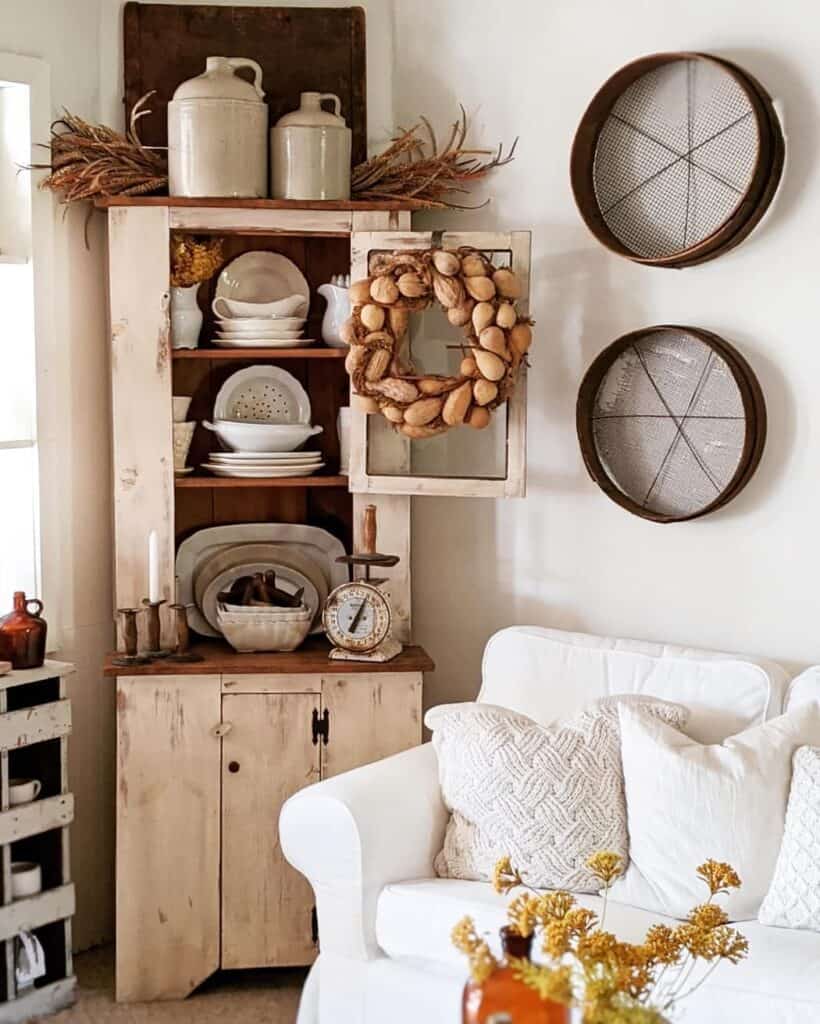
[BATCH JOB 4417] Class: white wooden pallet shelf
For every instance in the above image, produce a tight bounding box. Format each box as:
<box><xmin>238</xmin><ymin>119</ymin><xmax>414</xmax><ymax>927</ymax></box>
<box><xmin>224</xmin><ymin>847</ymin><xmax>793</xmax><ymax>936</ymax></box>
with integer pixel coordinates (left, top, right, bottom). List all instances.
<box><xmin>0</xmin><ymin>661</ymin><xmax>76</xmax><ymax>1021</ymax></box>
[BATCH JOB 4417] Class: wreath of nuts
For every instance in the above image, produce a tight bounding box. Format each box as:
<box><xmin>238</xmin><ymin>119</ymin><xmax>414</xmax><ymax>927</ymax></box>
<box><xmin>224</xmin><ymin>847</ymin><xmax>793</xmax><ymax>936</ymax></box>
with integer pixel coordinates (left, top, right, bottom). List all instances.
<box><xmin>342</xmin><ymin>248</ymin><xmax>532</xmax><ymax>438</ymax></box>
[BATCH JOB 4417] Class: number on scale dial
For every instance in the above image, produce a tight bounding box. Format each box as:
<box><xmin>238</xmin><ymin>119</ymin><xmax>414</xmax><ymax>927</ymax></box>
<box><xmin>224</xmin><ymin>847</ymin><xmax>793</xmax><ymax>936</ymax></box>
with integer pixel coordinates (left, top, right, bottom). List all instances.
<box><xmin>323</xmin><ymin>582</ymin><xmax>392</xmax><ymax>653</ymax></box>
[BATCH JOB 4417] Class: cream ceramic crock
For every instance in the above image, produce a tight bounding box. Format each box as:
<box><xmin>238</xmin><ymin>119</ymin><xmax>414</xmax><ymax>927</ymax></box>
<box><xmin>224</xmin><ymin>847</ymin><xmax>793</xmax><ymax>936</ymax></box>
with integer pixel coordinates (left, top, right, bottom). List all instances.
<box><xmin>271</xmin><ymin>92</ymin><xmax>352</xmax><ymax>200</ymax></box>
<box><xmin>168</xmin><ymin>56</ymin><xmax>268</xmax><ymax>198</ymax></box>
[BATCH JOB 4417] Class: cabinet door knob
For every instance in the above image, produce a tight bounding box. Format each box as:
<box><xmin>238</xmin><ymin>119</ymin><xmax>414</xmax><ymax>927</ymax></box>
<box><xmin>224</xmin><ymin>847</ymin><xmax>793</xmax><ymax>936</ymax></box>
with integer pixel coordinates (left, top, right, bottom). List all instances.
<box><xmin>228</xmin><ymin>761</ymin><xmax>240</xmax><ymax>774</ymax></box>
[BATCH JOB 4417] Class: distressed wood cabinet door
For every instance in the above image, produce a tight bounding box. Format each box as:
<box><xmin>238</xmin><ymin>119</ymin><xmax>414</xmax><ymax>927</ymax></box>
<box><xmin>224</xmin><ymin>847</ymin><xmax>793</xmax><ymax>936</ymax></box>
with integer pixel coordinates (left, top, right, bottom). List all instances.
<box><xmin>320</xmin><ymin>673</ymin><xmax>423</xmax><ymax>779</ymax></box>
<box><xmin>116</xmin><ymin>675</ymin><xmax>221</xmax><ymax>1002</ymax></box>
<box><xmin>221</xmin><ymin>693</ymin><xmax>320</xmax><ymax>968</ymax></box>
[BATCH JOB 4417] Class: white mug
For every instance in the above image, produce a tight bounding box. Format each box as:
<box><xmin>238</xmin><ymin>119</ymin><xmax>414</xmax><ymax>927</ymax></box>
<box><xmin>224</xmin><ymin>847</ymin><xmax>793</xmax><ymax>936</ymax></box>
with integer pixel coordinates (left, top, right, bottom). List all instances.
<box><xmin>15</xmin><ymin>930</ymin><xmax>46</xmax><ymax>991</ymax></box>
<box><xmin>9</xmin><ymin>779</ymin><xmax>41</xmax><ymax>806</ymax></box>
<box><xmin>11</xmin><ymin>862</ymin><xmax>42</xmax><ymax>900</ymax></box>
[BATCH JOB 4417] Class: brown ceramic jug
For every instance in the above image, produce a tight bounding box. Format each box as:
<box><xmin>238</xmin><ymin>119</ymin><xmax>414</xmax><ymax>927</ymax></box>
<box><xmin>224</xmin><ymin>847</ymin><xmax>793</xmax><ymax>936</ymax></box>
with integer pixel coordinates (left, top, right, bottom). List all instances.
<box><xmin>0</xmin><ymin>592</ymin><xmax>47</xmax><ymax>669</ymax></box>
<box><xmin>462</xmin><ymin>927</ymin><xmax>570</xmax><ymax>1024</ymax></box>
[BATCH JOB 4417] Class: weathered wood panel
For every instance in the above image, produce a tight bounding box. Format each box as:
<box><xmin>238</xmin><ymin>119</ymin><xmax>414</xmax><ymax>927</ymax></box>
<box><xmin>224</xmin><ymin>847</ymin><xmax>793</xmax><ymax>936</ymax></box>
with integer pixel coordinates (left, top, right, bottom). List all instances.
<box><xmin>0</xmin><ymin>884</ymin><xmax>74</xmax><ymax>942</ymax></box>
<box><xmin>0</xmin><ymin>977</ymin><xmax>76</xmax><ymax>1022</ymax></box>
<box><xmin>221</xmin><ymin>693</ymin><xmax>320</xmax><ymax>968</ymax></box>
<box><xmin>116</xmin><ymin>675</ymin><xmax>220</xmax><ymax>1001</ymax></box>
<box><xmin>169</xmin><ymin>207</ymin><xmax>352</xmax><ymax>235</ymax></box>
<box><xmin>0</xmin><ymin>701</ymin><xmax>71</xmax><ymax>751</ymax></box>
<box><xmin>320</xmin><ymin>673</ymin><xmax>423</xmax><ymax>779</ymax></box>
<box><xmin>108</xmin><ymin>206</ymin><xmax>175</xmax><ymax>648</ymax></box>
<box><xmin>222</xmin><ymin>674</ymin><xmax>321</xmax><ymax>695</ymax></box>
<box><xmin>123</xmin><ymin>4</ymin><xmax>367</xmax><ymax>163</ymax></box>
<box><xmin>0</xmin><ymin>795</ymin><xmax>73</xmax><ymax>846</ymax></box>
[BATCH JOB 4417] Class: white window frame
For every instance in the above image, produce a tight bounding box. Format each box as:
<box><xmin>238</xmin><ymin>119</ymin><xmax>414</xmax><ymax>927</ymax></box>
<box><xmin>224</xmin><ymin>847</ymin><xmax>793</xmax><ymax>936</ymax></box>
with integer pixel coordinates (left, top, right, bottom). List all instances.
<box><xmin>0</xmin><ymin>52</ymin><xmax>60</xmax><ymax>645</ymax></box>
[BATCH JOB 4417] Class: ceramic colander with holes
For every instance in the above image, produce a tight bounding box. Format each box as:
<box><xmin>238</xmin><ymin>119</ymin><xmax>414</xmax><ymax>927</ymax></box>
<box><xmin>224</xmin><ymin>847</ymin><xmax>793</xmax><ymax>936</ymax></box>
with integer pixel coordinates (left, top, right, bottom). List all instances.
<box><xmin>213</xmin><ymin>366</ymin><xmax>311</xmax><ymax>424</ymax></box>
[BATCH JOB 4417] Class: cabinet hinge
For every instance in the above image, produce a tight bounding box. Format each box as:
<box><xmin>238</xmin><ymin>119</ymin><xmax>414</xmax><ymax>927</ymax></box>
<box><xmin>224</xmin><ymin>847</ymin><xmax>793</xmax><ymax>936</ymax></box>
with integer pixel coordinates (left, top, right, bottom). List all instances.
<box><xmin>311</xmin><ymin>905</ymin><xmax>319</xmax><ymax>946</ymax></box>
<box><xmin>311</xmin><ymin>707</ymin><xmax>330</xmax><ymax>745</ymax></box>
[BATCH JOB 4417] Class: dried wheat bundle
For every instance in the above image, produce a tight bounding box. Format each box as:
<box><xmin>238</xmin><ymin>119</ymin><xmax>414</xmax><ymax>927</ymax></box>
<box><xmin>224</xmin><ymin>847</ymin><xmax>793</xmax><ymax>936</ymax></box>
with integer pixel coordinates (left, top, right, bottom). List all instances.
<box><xmin>351</xmin><ymin>106</ymin><xmax>517</xmax><ymax>208</ymax></box>
<box><xmin>34</xmin><ymin>92</ymin><xmax>167</xmax><ymax>204</ymax></box>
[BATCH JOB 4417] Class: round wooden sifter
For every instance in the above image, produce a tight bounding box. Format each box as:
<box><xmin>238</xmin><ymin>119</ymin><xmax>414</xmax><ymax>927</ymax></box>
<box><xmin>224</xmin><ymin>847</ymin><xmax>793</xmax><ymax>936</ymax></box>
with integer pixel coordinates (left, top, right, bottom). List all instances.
<box><xmin>571</xmin><ymin>53</ymin><xmax>784</xmax><ymax>267</ymax></box>
<box><xmin>577</xmin><ymin>326</ymin><xmax>766</xmax><ymax>522</ymax></box>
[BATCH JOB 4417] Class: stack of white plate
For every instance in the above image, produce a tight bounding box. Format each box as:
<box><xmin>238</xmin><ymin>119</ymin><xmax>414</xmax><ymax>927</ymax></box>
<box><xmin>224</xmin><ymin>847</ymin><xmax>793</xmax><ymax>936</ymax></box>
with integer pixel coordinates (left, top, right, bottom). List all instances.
<box><xmin>212</xmin><ymin>252</ymin><xmax>313</xmax><ymax>348</ymax></box>
<box><xmin>201</xmin><ymin>451</ymin><xmax>325</xmax><ymax>478</ymax></box>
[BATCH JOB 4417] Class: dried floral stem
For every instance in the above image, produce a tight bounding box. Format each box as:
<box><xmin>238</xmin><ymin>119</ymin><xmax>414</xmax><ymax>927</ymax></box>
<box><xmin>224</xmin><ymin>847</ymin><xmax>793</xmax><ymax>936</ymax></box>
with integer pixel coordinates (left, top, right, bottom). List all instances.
<box><xmin>352</xmin><ymin>105</ymin><xmax>516</xmax><ymax>209</ymax></box>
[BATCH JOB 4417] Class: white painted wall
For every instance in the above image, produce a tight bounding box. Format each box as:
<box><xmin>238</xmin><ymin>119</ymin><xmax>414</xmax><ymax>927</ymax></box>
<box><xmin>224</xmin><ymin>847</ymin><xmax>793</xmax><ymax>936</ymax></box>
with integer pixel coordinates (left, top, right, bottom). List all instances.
<box><xmin>393</xmin><ymin>0</ymin><xmax>818</xmax><ymax>705</ymax></box>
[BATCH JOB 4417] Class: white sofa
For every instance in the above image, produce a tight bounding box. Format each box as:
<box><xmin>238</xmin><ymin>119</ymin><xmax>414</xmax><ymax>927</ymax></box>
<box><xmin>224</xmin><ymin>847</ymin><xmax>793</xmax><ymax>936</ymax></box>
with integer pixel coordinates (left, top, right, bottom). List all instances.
<box><xmin>280</xmin><ymin>626</ymin><xmax>820</xmax><ymax>1024</ymax></box>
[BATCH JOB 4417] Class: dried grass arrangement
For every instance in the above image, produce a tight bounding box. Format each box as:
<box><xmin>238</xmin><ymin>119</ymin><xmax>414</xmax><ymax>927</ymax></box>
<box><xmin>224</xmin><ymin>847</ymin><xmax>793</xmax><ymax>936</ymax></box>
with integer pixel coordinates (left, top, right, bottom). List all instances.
<box><xmin>351</xmin><ymin>106</ymin><xmax>517</xmax><ymax>208</ymax></box>
<box><xmin>34</xmin><ymin>93</ymin><xmax>167</xmax><ymax>205</ymax></box>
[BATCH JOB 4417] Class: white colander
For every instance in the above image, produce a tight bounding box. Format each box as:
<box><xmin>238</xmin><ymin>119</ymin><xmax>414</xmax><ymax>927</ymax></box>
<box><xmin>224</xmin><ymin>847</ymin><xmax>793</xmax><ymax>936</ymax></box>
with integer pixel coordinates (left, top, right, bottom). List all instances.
<box><xmin>213</xmin><ymin>366</ymin><xmax>311</xmax><ymax>424</ymax></box>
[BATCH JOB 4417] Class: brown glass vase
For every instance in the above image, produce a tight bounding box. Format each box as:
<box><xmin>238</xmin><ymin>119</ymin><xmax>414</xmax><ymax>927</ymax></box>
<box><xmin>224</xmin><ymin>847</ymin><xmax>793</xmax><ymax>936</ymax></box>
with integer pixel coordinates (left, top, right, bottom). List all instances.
<box><xmin>462</xmin><ymin>927</ymin><xmax>570</xmax><ymax>1024</ymax></box>
<box><xmin>0</xmin><ymin>592</ymin><xmax>47</xmax><ymax>669</ymax></box>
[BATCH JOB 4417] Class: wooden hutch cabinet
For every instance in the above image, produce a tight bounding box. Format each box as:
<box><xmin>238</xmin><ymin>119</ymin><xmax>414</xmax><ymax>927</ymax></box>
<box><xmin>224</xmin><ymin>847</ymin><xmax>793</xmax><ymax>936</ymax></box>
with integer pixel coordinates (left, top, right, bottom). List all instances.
<box><xmin>100</xmin><ymin>197</ymin><xmax>528</xmax><ymax>1001</ymax></box>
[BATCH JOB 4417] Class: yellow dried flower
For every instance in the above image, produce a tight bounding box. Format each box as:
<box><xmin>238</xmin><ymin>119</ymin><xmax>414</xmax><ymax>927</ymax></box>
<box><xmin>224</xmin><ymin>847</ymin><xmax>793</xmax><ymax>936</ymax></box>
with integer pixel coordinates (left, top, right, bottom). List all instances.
<box><xmin>510</xmin><ymin>958</ymin><xmax>573</xmax><ymax>1005</ymax></box>
<box><xmin>468</xmin><ymin>942</ymin><xmax>498</xmax><ymax>983</ymax></box>
<box><xmin>564</xmin><ymin>906</ymin><xmax>598</xmax><ymax>936</ymax></box>
<box><xmin>507</xmin><ymin>893</ymin><xmax>540</xmax><ymax>937</ymax></box>
<box><xmin>709</xmin><ymin>926</ymin><xmax>749</xmax><ymax>964</ymax></box>
<box><xmin>492</xmin><ymin>855</ymin><xmax>524</xmax><ymax>894</ymax></box>
<box><xmin>170</xmin><ymin>234</ymin><xmax>223</xmax><ymax>287</ymax></box>
<box><xmin>587</xmin><ymin>851</ymin><xmax>624</xmax><ymax>886</ymax></box>
<box><xmin>450</xmin><ymin>916</ymin><xmax>499</xmax><ymax>982</ymax></box>
<box><xmin>696</xmin><ymin>860</ymin><xmax>742</xmax><ymax>897</ymax></box>
<box><xmin>451</xmin><ymin>916</ymin><xmax>482</xmax><ymax>955</ymax></box>
<box><xmin>687</xmin><ymin>903</ymin><xmax>729</xmax><ymax>930</ymax></box>
<box><xmin>641</xmin><ymin>924</ymin><xmax>684</xmax><ymax>965</ymax></box>
<box><xmin>576</xmin><ymin>930</ymin><xmax>618</xmax><ymax>965</ymax></box>
<box><xmin>542</xmin><ymin>919</ymin><xmax>573</xmax><ymax>959</ymax></box>
<box><xmin>536</xmin><ymin>890</ymin><xmax>576</xmax><ymax>923</ymax></box>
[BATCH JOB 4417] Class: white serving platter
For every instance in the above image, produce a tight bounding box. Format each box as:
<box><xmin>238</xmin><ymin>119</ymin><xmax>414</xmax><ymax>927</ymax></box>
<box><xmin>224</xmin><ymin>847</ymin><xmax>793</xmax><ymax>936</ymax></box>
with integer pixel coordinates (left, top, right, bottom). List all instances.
<box><xmin>216</xmin><ymin>252</ymin><xmax>309</xmax><ymax>307</ymax></box>
<box><xmin>201</xmin><ymin>463</ymin><xmax>326</xmax><ymax>478</ymax></box>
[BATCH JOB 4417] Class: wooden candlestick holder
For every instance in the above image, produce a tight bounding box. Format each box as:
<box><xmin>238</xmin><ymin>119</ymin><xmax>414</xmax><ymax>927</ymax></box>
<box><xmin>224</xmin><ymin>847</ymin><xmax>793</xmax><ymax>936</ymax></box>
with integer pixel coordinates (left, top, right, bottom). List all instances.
<box><xmin>141</xmin><ymin>598</ymin><xmax>170</xmax><ymax>658</ymax></box>
<box><xmin>165</xmin><ymin>603</ymin><xmax>203</xmax><ymax>663</ymax></box>
<box><xmin>111</xmin><ymin>608</ymin><xmax>151</xmax><ymax>667</ymax></box>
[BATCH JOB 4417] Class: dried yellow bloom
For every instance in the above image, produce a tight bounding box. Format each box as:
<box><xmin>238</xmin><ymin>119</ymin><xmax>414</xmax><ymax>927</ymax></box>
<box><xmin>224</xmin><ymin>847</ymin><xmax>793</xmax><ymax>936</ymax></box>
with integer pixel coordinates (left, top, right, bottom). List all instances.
<box><xmin>587</xmin><ymin>851</ymin><xmax>625</xmax><ymax>886</ymax></box>
<box><xmin>170</xmin><ymin>234</ymin><xmax>223</xmax><ymax>287</ymax></box>
<box><xmin>451</xmin><ymin>916</ymin><xmax>482</xmax><ymax>955</ymax></box>
<box><xmin>709</xmin><ymin>926</ymin><xmax>749</xmax><ymax>964</ymax></box>
<box><xmin>576</xmin><ymin>929</ymin><xmax>618</xmax><ymax>964</ymax></box>
<box><xmin>536</xmin><ymin>890</ymin><xmax>576</xmax><ymax>923</ymax></box>
<box><xmin>687</xmin><ymin>903</ymin><xmax>729</xmax><ymax>930</ymax></box>
<box><xmin>507</xmin><ymin>893</ymin><xmax>539</xmax><ymax>937</ymax></box>
<box><xmin>468</xmin><ymin>943</ymin><xmax>499</xmax><ymax>983</ymax></box>
<box><xmin>696</xmin><ymin>860</ymin><xmax>742</xmax><ymax>897</ymax></box>
<box><xmin>641</xmin><ymin>924</ymin><xmax>684</xmax><ymax>965</ymax></box>
<box><xmin>492</xmin><ymin>855</ymin><xmax>523</xmax><ymax>894</ymax></box>
<box><xmin>510</xmin><ymin>958</ymin><xmax>573</xmax><ymax>1005</ymax></box>
<box><xmin>542</xmin><ymin>919</ymin><xmax>573</xmax><ymax>958</ymax></box>
<box><xmin>450</xmin><ymin>916</ymin><xmax>499</xmax><ymax>982</ymax></box>
<box><xmin>564</xmin><ymin>906</ymin><xmax>598</xmax><ymax>936</ymax></box>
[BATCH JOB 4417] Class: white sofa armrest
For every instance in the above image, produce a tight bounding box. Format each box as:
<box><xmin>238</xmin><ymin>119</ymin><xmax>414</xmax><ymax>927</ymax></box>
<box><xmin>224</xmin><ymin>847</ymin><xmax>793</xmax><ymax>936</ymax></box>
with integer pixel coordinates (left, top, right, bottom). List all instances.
<box><xmin>280</xmin><ymin>742</ymin><xmax>447</xmax><ymax>961</ymax></box>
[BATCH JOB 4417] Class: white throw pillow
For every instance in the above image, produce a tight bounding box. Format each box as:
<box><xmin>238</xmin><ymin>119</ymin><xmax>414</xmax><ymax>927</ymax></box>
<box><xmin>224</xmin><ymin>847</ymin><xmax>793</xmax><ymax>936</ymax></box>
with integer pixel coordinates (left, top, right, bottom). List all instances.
<box><xmin>610</xmin><ymin>703</ymin><xmax>820</xmax><ymax>921</ymax></box>
<box><xmin>426</xmin><ymin>696</ymin><xmax>688</xmax><ymax>893</ymax></box>
<box><xmin>759</xmin><ymin>746</ymin><xmax>820</xmax><ymax>931</ymax></box>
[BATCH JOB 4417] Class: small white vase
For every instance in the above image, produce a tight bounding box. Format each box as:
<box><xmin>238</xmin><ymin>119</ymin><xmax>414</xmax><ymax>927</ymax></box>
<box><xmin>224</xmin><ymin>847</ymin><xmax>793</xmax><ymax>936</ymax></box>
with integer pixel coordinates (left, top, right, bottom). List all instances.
<box><xmin>171</xmin><ymin>284</ymin><xmax>203</xmax><ymax>350</ymax></box>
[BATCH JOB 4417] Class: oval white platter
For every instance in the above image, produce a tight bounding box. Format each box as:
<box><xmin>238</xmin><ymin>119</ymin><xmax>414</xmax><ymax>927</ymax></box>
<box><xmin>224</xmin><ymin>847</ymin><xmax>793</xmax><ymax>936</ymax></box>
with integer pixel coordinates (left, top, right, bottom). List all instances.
<box><xmin>201</xmin><ymin>463</ymin><xmax>326</xmax><ymax>477</ymax></box>
<box><xmin>216</xmin><ymin>252</ymin><xmax>309</xmax><ymax>307</ymax></box>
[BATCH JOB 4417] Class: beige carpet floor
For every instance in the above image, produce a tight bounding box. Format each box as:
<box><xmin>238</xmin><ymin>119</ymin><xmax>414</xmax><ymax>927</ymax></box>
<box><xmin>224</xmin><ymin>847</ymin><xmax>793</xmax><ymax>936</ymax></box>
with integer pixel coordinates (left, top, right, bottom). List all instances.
<box><xmin>48</xmin><ymin>947</ymin><xmax>306</xmax><ymax>1023</ymax></box>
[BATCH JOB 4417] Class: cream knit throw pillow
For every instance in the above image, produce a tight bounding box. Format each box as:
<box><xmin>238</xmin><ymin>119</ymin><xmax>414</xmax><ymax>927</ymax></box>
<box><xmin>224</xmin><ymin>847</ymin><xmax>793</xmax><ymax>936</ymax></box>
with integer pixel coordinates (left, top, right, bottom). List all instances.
<box><xmin>426</xmin><ymin>696</ymin><xmax>688</xmax><ymax>893</ymax></box>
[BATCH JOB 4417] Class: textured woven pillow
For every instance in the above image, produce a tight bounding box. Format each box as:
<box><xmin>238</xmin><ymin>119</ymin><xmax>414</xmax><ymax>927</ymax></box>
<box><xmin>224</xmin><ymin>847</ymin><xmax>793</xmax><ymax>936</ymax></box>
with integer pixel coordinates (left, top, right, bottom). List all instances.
<box><xmin>425</xmin><ymin>696</ymin><xmax>688</xmax><ymax>892</ymax></box>
<box><xmin>759</xmin><ymin>746</ymin><xmax>820</xmax><ymax>931</ymax></box>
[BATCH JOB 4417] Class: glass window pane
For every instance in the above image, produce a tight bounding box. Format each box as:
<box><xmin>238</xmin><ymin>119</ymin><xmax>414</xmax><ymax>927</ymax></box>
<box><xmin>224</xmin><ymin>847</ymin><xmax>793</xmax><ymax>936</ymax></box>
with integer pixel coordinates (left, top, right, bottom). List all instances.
<box><xmin>0</xmin><ymin>262</ymin><xmax>36</xmax><ymax>442</ymax></box>
<box><xmin>0</xmin><ymin>446</ymin><xmax>39</xmax><ymax>598</ymax></box>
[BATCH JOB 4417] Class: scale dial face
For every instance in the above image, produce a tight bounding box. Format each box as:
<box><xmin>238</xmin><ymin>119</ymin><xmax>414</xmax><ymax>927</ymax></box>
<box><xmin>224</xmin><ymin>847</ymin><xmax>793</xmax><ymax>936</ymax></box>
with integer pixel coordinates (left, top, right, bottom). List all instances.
<box><xmin>323</xmin><ymin>582</ymin><xmax>392</xmax><ymax>653</ymax></box>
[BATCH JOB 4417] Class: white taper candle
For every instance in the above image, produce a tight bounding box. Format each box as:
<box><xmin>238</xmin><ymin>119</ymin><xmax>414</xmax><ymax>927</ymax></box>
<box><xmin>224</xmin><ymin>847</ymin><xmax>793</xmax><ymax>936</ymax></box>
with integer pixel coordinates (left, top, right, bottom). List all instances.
<box><xmin>148</xmin><ymin>530</ymin><xmax>160</xmax><ymax>603</ymax></box>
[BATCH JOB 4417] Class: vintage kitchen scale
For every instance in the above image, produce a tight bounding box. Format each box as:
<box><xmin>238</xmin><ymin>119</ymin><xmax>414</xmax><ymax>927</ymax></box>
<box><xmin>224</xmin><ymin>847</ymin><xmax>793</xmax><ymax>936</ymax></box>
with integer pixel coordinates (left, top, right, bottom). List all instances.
<box><xmin>323</xmin><ymin>505</ymin><xmax>403</xmax><ymax>663</ymax></box>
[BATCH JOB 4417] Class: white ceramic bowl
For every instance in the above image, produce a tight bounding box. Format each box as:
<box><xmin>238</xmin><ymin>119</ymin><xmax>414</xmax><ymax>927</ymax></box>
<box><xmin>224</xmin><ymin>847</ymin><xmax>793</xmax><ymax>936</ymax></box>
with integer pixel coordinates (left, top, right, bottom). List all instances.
<box><xmin>212</xmin><ymin>295</ymin><xmax>307</xmax><ymax>319</ymax></box>
<box><xmin>216</xmin><ymin>317</ymin><xmax>306</xmax><ymax>333</ymax></box>
<box><xmin>217</xmin><ymin>604</ymin><xmax>313</xmax><ymax>652</ymax></box>
<box><xmin>173</xmin><ymin>396</ymin><xmax>192</xmax><ymax>422</ymax></box>
<box><xmin>203</xmin><ymin>419</ymin><xmax>322</xmax><ymax>453</ymax></box>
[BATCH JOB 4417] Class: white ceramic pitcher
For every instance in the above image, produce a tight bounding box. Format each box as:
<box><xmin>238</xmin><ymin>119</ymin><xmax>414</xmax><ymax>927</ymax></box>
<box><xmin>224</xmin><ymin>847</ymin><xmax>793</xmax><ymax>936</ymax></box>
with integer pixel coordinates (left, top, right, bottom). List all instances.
<box><xmin>317</xmin><ymin>282</ymin><xmax>351</xmax><ymax>348</ymax></box>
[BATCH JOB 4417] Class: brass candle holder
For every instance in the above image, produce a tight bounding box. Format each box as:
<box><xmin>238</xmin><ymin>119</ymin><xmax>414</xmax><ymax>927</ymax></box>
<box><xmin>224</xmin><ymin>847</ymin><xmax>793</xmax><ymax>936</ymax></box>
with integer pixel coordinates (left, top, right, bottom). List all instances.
<box><xmin>111</xmin><ymin>608</ymin><xmax>151</xmax><ymax>667</ymax></box>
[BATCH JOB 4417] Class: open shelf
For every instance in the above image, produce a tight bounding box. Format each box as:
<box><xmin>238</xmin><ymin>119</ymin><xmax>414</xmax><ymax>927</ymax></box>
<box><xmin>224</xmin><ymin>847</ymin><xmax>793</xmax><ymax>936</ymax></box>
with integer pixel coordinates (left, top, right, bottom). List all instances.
<box><xmin>175</xmin><ymin>474</ymin><xmax>349</xmax><ymax>489</ymax></box>
<box><xmin>173</xmin><ymin>347</ymin><xmax>347</xmax><ymax>361</ymax></box>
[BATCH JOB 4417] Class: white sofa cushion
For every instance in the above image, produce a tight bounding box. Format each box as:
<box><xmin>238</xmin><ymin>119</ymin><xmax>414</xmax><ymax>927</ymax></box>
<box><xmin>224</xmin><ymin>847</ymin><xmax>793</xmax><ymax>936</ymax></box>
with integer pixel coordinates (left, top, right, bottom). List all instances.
<box><xmin>785</xmin><ymin>666</ymin><xmax>820</xmax><ymax>713</ymax></box>
<box><xmin>610</xmin><ymin>703</ymin><xmax>820</xmax><ymax>920</ymax></box>
<box><xmin>759</xmin><ymin>746</ymin><xmax>820</xmax><ymax>931</ymax></box>
<box><xmin>375</xmin><ymin>878</ymin><xmax>820</xmax><ymax>1019</ymax></box>
<box><xmin>480</xmin><ymin>626</ymin><xmax>788</xmax><ymax>742</ymax></box>
<box><xmin>426</xmin><ymin>697</ymin><xmax>687</xmax><ymax>892</ymax></box>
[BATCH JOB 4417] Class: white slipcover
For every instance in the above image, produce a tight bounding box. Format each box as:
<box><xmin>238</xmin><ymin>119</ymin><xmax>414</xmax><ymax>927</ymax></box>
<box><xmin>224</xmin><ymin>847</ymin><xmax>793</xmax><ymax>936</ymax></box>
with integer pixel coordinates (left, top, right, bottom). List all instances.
<box><xmin>280</xmin><ymin>626</ymin><xmax>813</xmax><ymax>1024</ymax></box>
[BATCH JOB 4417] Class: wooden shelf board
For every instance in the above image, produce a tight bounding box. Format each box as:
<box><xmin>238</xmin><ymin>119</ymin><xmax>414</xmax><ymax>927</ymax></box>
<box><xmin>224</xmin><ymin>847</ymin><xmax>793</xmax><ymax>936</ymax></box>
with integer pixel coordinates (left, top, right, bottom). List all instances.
<box><xmin>175</xmin><ymin>474</ymin><xmax>348</xmax><ymax>490</ymax></box>
<box><xmin>0</xmin><ymin>977</ymin><xmax>76</xmax><ymax>1021</ymax></box>
<box><xmin>95</xmin><ymin>196</ymin><xmax>429</xmax><ymax>211</ymax></box>
<box><xmin>172</xmin><ymin>347</ymin><xmax>347</xmax><ymax>361</ymax></box>
<box><xmin>0</xmin><ymin>660</ymin><xmax>75</xmax><ymax>691</ymax></box>
<box><xmin>104</xmin><ymin>638</ymin><xmax>435</xmax><ymax>677</ymax></box>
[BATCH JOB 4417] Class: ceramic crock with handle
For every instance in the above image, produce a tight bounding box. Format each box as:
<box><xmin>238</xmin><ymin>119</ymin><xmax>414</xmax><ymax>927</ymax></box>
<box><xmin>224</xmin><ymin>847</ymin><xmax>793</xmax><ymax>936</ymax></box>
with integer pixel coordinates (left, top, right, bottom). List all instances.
<box><xmin>168</xmin><ymin>56</ymin><xmax>268</xmax><ymax>198</ymax></box>
<box><xmin>271</xmin><ymin>92</ymin><xmax>352</xmax><ymax>200</ymax></box>
<box><xmin>0</xmin><ymin>592</ymin><xmax>47</xmax><ymax>670</ymax></box>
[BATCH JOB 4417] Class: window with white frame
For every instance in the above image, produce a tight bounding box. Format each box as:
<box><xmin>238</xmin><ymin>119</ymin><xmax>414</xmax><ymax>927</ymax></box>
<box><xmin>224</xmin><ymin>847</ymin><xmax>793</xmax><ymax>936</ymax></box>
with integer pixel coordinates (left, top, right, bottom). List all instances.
<box><xmin>0</xmin><ymin>61</ymin><xmax>45</xmax><ymax>604</ymax></box>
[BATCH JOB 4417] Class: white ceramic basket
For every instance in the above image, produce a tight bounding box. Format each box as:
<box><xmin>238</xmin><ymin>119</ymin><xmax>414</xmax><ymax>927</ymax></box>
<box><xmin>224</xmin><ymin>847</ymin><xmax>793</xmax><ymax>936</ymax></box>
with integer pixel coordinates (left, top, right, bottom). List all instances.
<box><xmin>217</xmin><ymin>604</ymin><xmax>313</xmax><ymax>652</ymax></box>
